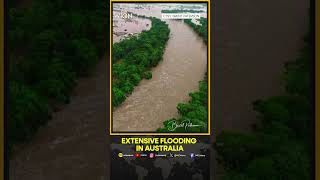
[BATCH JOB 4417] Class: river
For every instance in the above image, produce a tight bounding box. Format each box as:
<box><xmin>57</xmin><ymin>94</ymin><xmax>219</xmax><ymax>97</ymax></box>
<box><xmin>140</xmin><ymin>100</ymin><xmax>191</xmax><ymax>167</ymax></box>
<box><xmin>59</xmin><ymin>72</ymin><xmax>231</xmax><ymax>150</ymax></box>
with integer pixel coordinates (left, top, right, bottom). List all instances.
<box><xmin>112</xmin><ymin>6</ymin><xmax>208</xmax><ymax>132</ymax></box>
<box><xmin>113</xmin><ymin>3</ymin><xmax>207</xmax><ymax>132</ymax></box>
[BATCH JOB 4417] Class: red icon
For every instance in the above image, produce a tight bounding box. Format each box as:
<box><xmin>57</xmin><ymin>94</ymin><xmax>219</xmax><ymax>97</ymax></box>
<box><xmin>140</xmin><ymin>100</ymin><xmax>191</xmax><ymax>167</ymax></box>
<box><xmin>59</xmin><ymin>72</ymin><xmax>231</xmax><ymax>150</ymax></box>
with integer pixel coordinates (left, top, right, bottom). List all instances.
<box><xmin>149</xmin><ymin>153</ymin><xmax>155</xmax><ymax>158</ymax></box>
<box><xmin>134</xmin><ymin>153</ymin><xmax>141</xmax><ymax>158</ymax></box>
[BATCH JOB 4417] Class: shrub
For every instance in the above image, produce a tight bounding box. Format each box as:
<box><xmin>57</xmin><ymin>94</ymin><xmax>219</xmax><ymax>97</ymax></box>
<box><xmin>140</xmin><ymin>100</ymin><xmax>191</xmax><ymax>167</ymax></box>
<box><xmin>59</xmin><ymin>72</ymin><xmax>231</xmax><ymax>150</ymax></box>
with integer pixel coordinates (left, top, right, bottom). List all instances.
<box><xmin>9</xmin><ymin>82</ymin><xmax>50</xmax><ymax>150</ymax></box>
<box><xmin>144</xmin><ymin>71</ymin><xmax>152</xmax><ymax>79</ymax></box>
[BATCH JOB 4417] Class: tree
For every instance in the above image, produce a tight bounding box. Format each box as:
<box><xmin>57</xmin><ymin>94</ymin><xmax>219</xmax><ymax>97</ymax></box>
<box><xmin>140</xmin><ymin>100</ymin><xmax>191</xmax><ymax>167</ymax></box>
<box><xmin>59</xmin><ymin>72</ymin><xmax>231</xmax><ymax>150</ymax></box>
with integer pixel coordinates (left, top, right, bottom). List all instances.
<box><xmin>9</xmin><ymin>82</ymin><xmax>50</xmax><ymax>152</ymax></box>
<box><xmin>8</xmin><ymin>0</ymin><xmax>107</xmax><ymax>151</ymax></box>
<box><xmin>112</xmin><ymin>87</ymin><xmax>126</xmax><ymax>107</ymax></box>
<box><xmin>111</xmin><ymin>16</ymin><xmax>170</xmax><ymax>107</ymax></box>
<box><xmin>215</xmin><ymin>32</ymin><xmax>311</xmax><ymax>180</ymax></box>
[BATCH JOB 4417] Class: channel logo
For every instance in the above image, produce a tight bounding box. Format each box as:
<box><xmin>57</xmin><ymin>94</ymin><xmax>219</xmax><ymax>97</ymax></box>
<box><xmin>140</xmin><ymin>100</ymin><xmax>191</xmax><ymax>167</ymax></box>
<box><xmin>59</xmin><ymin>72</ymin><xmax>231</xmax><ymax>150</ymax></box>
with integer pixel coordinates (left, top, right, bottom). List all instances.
<box><xmin>134</xmin><ymin>153</ymin><xmax>141</xmax><ymax>158</ymax></box>
<box><xmin>117</xmin><ymin>152</ymin><xmax>134</xmax><ymax>158</ymax></box>
<box><xmin>168</xmin><ymin>153</ymin><xmax>174</xmax><ymax>158</ymax></box>
<box><xmin>190</xmin><ymin>153</ymin><xmax>206</xmax><ymax>158</ymax></box>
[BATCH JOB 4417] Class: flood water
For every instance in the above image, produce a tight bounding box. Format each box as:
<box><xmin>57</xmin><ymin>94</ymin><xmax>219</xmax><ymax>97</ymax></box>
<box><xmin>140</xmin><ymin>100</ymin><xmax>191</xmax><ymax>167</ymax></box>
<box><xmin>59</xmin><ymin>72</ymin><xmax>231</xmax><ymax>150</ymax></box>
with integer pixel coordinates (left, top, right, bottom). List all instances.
<box><xmin>112</xmin><ymin>15</ymin><xmax>151</xmax><ymax>43</ymax></box>
<box><xmin>112</xmin><ymin>4</ymin><xmax>208</xmax><ymax>132</ymax></box>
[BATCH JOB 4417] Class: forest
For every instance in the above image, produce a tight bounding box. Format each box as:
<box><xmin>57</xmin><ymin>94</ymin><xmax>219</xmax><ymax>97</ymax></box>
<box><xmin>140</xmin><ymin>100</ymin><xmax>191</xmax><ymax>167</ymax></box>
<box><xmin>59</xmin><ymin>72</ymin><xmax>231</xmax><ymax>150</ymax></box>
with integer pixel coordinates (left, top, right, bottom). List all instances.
<box><xmin>184</xmin><ymin>17</ymin><xmax>208</xmax><ymax>44</ymax></box>
<box><xmin>8</xmin><ymin>0</ymin><xmax>108</xmax><ymax>153</ymax></box>
<box><xmin>215</xmin><ymin>33</ymin><xmax>312</xmax><ymax>180</ymax></box>
<box><xmin>157</xmin><ymin>18</ymin><xmax>208</xmax><ymax>133</ymax></box>
<box><xmin>112</xmin><ymin>17</ymin><xmax>170</xmax><ymax>107</ymax></box>
<box><xmin>161</xmin><ymin>9</ymin><xmax>204</xmax><ymax>13</ymax></box>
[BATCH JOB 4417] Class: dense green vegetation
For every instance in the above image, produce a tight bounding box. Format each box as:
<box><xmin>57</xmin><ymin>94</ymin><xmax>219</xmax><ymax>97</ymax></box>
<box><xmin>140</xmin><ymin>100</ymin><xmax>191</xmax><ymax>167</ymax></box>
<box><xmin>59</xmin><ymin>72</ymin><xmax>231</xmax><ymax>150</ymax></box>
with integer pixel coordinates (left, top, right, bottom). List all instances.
<box><xmin>9</xmin><ymin>0</ymin><xmax>108</xmax><ymax>152</ymax></box>
<box><xmin>112</xmin><ymin>17</ymin><xmax>170</xmax><ymax>107</ymax></box>
<box><xmin>161</xmin><ymin>9</ymin><xmax>204</xmax><ymax>13</ymax></box>
<box><xmin>184</xmin><ymin>17</ymin><xmax>208</xmax><ymax>44</ymax></box>
<box><xmin>157</xmin><ymin>18</ymin><xmax>208</xmax><ymax>133</ymax></box>
<box><xmin>157</xmin><ymin>74</ymin><xmax>208</xmax><ymax>132</ymax></box>
<box><xmin>215</xmin><ymin>33</ymin><xmax>312</xmax><ymax>180</ymax></box>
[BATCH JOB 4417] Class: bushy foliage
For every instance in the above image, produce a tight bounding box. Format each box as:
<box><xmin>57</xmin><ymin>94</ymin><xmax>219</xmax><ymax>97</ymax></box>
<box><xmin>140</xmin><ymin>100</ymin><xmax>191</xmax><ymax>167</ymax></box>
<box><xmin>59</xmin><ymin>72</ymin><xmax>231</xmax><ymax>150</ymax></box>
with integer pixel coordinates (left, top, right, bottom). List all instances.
<box><xmin>144</xmin><ymin>71</ymin><xmax>152</xmax><ymax>79</ymax></box>
<box><xmin>157</xmin><ymin>18</ymin><xmax>209</xmax><ymax>133</ymax></box>
<box><xmin>215</xmin><ymin>34</ymin><xmax>312</xmax><ymax>180</ymax></box>
<box><xmin>9</xmin><ymin>82</ymin><xmax>50</xmax><ymax>151</ymax></box>
<box><xmin>184</xmin><ymin>17</ymin><xmax>208</xmax><ymax>44</ymax></box>
<box><xmin>112</xmin><ymin>17</ymin><xmax>170</xmax><ymax>107</ymax></box>
<box><xmin>9</xmin><ymin>0</ymin><xmax>108</xmax><ymax>151</ymax></box>
<box><xmin>157</xmin><ymin>74</ymin><xmax>208</xmax><ymax>133</ymax></box>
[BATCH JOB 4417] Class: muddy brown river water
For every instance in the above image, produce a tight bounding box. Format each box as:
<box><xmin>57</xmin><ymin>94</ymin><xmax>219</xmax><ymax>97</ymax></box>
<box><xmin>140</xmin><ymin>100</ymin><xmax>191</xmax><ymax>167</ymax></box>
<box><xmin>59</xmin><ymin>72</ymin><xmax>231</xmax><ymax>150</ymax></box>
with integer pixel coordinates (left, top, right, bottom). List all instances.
<box><xmin>112</xmin><ymin>5</ymin><xmax>208</xmax><ymax>132</ymax></box>
<box><xmin>113</xmin><ymin>19</ymin><xmax>207</xmax><ymax>132</ymax></box>
<box><xmin>112</xmin><ymin>17</ymin><xmax>151</xmax><ymax>43</ymax></box>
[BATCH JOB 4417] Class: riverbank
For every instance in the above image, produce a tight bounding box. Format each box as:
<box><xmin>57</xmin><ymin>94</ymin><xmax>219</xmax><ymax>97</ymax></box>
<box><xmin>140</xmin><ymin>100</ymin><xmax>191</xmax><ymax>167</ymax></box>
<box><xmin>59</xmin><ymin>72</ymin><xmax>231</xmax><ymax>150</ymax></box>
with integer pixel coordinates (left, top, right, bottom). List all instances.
<box><xmin>212</xmin><ymin>0</ymin><xmax>309</xmax><ymax>179</ymax></box>
<box><xmin>112</xmin><ymin>17</ymin><xmax>170</xmax><ymax>108</ymax></box>
<box><xmin>157</xmin><ymin>18</ymin><xmax>208</xmax><ymax>133</ymax></box>
<box><xmin>8</xmin><ymin>0</ymin><xmax>108</xmax><ymax>153</ymax></box>
<box><xmin>10</xmin><ymin>55</ymin><xmax>109</xmax><ymax>180</ymax></box>
<box><xmin>113</xmin><ymin>19</ymin><xmax>207</xmax><ymax>132</ymax></box>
